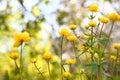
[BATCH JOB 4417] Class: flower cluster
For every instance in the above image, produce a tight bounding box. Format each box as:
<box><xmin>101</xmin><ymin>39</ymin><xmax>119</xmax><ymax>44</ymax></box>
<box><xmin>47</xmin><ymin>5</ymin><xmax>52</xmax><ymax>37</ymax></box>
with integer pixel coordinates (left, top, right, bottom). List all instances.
<box><xmin>108</xmin><ymin>12</ymin><xmax>120</xmax><ymax>22</ymax></box>
<box><xmin>88</xmin><ymin>3</ymin><xmax>98</xmax><ymax>12</ymax></box>
<box><xmin>9</xmin><ymin>52</ymin><xmax>19</xmax><ymax>60</ymax></box>
<box><xmin>66</xmin><ymin>58</ymin><xmax>76</xmax><ymax>65</ymax></box>
<box><xmin>13</xmin><ymin>32</ymin><xmax>31</xmax><ymax>47</ymax></box>
<box><xmin>43</xmin><ymin>52</ymin><xmax>52</xmax><ymax>60</ymax></box>
<box><xmin>59</xmin><ymin>27</ymin><xmax>71</xmax><ymax>37</ymax></box>
<box><xmin>67</xmin><ymin>36</ymin><xmax>77</xmax><ymax>42</ymax></box>
<box><xmin>98</xmin><ymin>17</ymin><xmax>109</xmax><ymax>24</ymax></box>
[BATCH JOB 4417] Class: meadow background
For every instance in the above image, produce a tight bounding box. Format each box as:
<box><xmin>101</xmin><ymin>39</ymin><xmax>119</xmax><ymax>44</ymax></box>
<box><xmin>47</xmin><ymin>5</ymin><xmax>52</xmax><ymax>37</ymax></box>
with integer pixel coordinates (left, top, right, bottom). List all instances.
<box><xmin>0</xmin><ymin>0</ymin><xmax>120</xmax><ymax>80</ymax></box>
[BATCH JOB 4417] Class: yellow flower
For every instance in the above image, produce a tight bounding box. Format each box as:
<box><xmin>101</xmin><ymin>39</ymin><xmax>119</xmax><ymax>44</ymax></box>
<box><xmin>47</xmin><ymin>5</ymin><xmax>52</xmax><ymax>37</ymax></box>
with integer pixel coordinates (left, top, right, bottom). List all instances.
<box><xmin>43</xmin><ymin>52</ymin><xmax>52</xmax><ymax>60</ymax></box>
<box><xmin>9</xmin><ymin>52</ymin><xmax>19</xmax><ymax>60</ymax></box>
<box><xmin>69</xmin><ymin>24</ymin><xmax>77</xmax><ymax>30</ymax></box>
<box><xmin>88</xmin><ymin>3</ymin><xmax>98</xmax><ymax>12</ymax></box>
<box><xmin>88</xmin><ymin>21</ymin><xmax>96</xmax><ymax>27</ymax></box>
<box><xmin>63</xmin><ymin>71</ymin><xmax>71</xmax><ymax>78</ymax></box>
<box><xmin>14</xmin><ymin>31</ymin><xmax>31</xmax><ymax>47</ymax></box>
<box><xmin>98</xmin><ymin>17</ymin><xmax>109</xmax><ymax>24</ymax></box>
<box><xmin>66</xmin><ymin>58</ymin><xmax>76</xmax><ymax>65</ymax></box>
<box><xmin>108</xmin><ymin>12</ymin><xmax>120</xmax><ymax>22</ymax></box>
<box><xmin>32</xmin><ymin>6</ymin><xmax>41</xmax><ymax>17</ymax></box>
<box><xmin>67</xmin><ymin>36</ymin><xmax>77</xmax><ymax>42</ymax></box>
<box><xmin>78</xmin><ymin>45</ymin><xmax>86</xmax><ymax>50</ymax></box>
<box><xmin>31</xmin><ymin>58</ymin><xmax>37</xmax><ymax>63</ymax></box>
<box><xmin>59</xmin><ymin>28</ymin><xmax>71</xmax><ymax>37</ymax></box>
<box><xmin>110</xmin><ymin>55</ymin><xmax>117</xmax><ymax>61</ymax></box>
<box><xmin>113</xmin><ymin>43</ymin><xmax>120</xmax><ymax>50</ymax></box>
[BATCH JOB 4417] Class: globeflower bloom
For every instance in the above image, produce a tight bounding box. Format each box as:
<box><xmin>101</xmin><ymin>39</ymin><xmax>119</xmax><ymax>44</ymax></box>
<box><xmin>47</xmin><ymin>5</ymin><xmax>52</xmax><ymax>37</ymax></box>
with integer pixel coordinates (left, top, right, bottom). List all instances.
<box><xmin>98</xmin><ymin>17</ymin><xmax>109</xmax><ymax>24</ymax></box>
<box><xmin>88</xmin><ymin>3</ymin><xmax>98</xmax><ymax>12</ymax></box>
<box><xmin>9</xmin><ymin>52</ymin><xmax>19</xmax><ymax>60</ymax></box>
<box><xmin>13</xmin><ymin>32</ymin><xmax>31</xmax><ymax>47</ymax></box>
<box><xmin>69</xmin><ymin>24</ymin><xmax>77</xmax><ymax>30</ymax></box>
<box><xmin>88</xmin><ymin>21</ymin><xmax>96</xmax><ymax>27</ymax></box>
<box><xmin>59</xmin><ymin>27</ymin><xmax>71</xmax><ymax>37</ymax></box>
<box><xmin>110</xmin><ymin>55</ymin><xmax>117</xmax><ymax>61</ymax></box>
<box><xmin>67</xmin><ymin>36</ymin><xmax>77</xmax><ymax>42</ymax></box>
<box><xmin>107</xmin><ymin>12</ymin><xmax>120</xmax><ymax>22</ymax></box>
<box><xmin>43</xmin><ymin>52</ymin><xmax>52</xmax><ymax>60</ymax></box>
<box><xmin>31</xmin><ymin>58</ymin><xmax>37</xmax><ymax>63</ymax></box>
<box><xmin>63</xmin><ymin>71</ymin><xmax>71</xmax><ymax>78</ymax></box>
<box><xmin>66</xmin><ymin>58</ymin><xmax>76</xmax><ymax>65</ymax></box>
<box><xmin>113</xmin><ymin>43</ymin><xmax>120</xmax><ymax>50</ymax></box>
<box><xmin>78</xmin><ymin>45</ymin><xmax>86</xmax><ymax>50</ymax></box>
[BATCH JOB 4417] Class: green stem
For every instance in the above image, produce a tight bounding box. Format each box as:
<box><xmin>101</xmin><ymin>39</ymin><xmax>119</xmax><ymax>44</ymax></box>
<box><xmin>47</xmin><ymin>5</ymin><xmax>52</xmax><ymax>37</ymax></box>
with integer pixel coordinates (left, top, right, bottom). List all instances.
<box><xmin>14</xmin><ymin>60</ymin><xmax>20</xmax><ymax>73</ymax></box>
<box><xmin>91</xmin><ymin>27</ymin><xmax>94</xmax><ymax>62</ymax></box>
<box><xmin>47</xmin><ymin>60</ymin><xmax>51</xmax><ymax>79</ymax></box>
<box><xmin>103</xmin><ymin>22</ymin><xmax>114</xmax><ymax>53</ymax></box>
<box><xmin>20</xmin><ymin>42</ymin><xmax>23</xmax><ymax>80</ymax></box>
<box><xmin>60</xmin><ymin>36</ymin><xmax>64</xmax><ymax>80</ymax></box>
<box><xmin>34</xmin><ymin>63</ymin><xmax>44</xmax><ymax>78</ymax></box>
<box><xmin>98</xmin><ymin>64</ymin><xmax>102</xmax><ymax>80</ymax></box>
<box><xmin>99</xmin><ymin>23</ymin><xmax>104</xmax><ymax>38</ymax></box>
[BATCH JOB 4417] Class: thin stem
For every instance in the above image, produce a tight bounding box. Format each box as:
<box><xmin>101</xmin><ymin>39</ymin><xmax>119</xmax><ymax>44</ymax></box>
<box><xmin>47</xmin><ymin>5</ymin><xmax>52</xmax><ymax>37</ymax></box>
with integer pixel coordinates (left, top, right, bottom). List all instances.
<box><xmin>91</xmin><ymin>27</ymin><xmax>94</xmax><ymax>62</ymax></box>
<box><xmin>72</xmin><ymin>42</ymin><xmax>77</xmax><ymax>61</ymax></box>
<box><xmin>47</xmin><ymin>60</ymin><xmax>51</xmax><ymax>79</ymax></box>
<box><xmin>20</xmin><ymin>42</ymin><xmax>23</xmax><ymax>80</ymax></box>
<box><xmin>116</xmin><ymin>49</ymin><xmax>119</xmax><ymax>78</ymax></box>
<box><xmin>96</xmin><ymin>22</ymin><xmax>100</xmax><ymax>33</ymax></box>
<box><xmin>103</xmin><ymin>22</ymin><xmax>114</xmax><ymax>53</ymax></box>
<box><xmin>99</xmin><ymin>23</ymin><xmax>104</xmax><ymax>38</ymax></box>
<box><xmin>60</xmin><ymin>36</ymin><xmax>64</xmax><ymax>80</ymax></box>
<box><xmin>33</xmin><ymin>63</ymin><xmax>44</xmax><ymax>78</ymax></box>
<box><xmin>14</xmin><ymin>60</ymin><xmax>20</xmax><ymax>73</ymax></box>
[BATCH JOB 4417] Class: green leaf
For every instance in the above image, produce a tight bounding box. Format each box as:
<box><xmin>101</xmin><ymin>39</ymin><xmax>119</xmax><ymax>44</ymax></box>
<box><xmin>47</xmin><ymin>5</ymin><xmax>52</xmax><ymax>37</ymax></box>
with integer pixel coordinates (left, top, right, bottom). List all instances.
<box><xmin>82</xmin><ymin>63</ymin><xmax>98</xmax><ymax>74</ymax></box>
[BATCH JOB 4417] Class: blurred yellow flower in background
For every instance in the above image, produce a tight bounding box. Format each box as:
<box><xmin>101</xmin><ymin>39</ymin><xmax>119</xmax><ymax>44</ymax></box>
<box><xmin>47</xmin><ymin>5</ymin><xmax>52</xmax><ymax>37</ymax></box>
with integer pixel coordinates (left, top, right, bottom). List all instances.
<box><xmin>32</xmin><ymin>6</ymin><xmax>41</xmax><ymax>17</ymax></box>
<box><xmin>59</xmin><ymin>28</ymin><xmax>71</xmax><ymax>37</ymax></box>
<box><xmin>67</xmin><ymin>35</ymin><xmax>77</xmax><ymax>42</ymax></box>
<box><xmin>113</xmin><ymin>43</ymin><xmax>120</xmax><ymax>50</ymax></box>
<box><xmin>88</xmin><ymin>21</ymin><xmax>96</xmax><ymax>27</ymax></box>
<box><xmin>13</xmin><ymin>32</ymin><xmax>31</xmax><ymax>47</ymax></box>
<box><xmin>66</xmin><ymin>58</ymin><xmax>76</xmax><ymax>65</ymax></box>
<box><xmin>98</xmin><ymin>17</ymin><xmax>109</xmax><ymax>24</ymax></box>
<box><xmin>78</xmin><ymin>45</ymin><xmax>86</xmax><ymax>50</ymax></box>
<box><xmin>69</xmin><ymin>24</ymin><xmax>77</xmax><ymax>30</ymax></box>
<box><xmin>43</xmin><ymin>52</ymin><xmax>52</xmax><ymax>60</ymax></box>
<box><xmin>110</xmin><ymin>55</ymin><xmax>117</xmax><ymax>61</ymax></box>
<box><xmin>31</xmin><ymin>58</ymin><xmax>37</xmax><ymax>63</ymax></box>
<box><xmin>88</xmin><ymin>3</ymin><xmax>98</xmax><ymax>12</ymax></box>
<box><xmin>108</xmin><ymin>12</ymin><xmax>120</xmax><ymax>22</ymax></box>
<box><xmin>63</xmin><ymin>71</ymin><xmax>71</xmax><ymax>78</ymax></box>
<box><xmin>9</xmin><ymin>52</ymin><xmax>19</xmax><ymax>60</ymax></box>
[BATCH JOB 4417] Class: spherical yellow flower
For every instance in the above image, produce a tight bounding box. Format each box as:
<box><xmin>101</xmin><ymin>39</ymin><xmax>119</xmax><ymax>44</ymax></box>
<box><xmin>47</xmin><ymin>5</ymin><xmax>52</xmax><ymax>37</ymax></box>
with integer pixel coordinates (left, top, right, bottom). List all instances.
<box><xmin>66</xmin><ymin>58</ymin><xmax>76</xmax><ymax>65</ymax></box>
<box><xmin>98</xmin><ymin>17</ymin><xmax>109</xmax><ymax>24</ymax></box>
<box><xmin>88</xmin><ymin>3</ymin><xmax>98</xmax><ymax>12</ymax></box>
<box><xmin>9</xmin><ymin>52</ymin><xmax>19</xmax><ymax>60</ymax></box>
<box><xmin>59</xmin><ymin>28</ymin><xmax>71</xmax><ymax>37</ymax></box>
<box><xmin>113</xmin><ymin>43</ymin><xmax>120</xmax><ymax>50</ymax></box>
<box><xmin>108</xmin><ymin>12</ymin><xmax>120</xmax><ymax>22</ymax></box>
<box><xmin>69</xmin><ymin>24</ymin><xmax>77</xmax><ymax>30</ymax></box>
<box><xmin>88</xmin><ymin>21</ymin><xmax>96</xmax><ymax>27</ymax></box>
<box><xmin>63</xmin><ymin>71</ymin><xmax>71</xmax><ymax>78</ymax></box>
<box><xmin>43</xmin><ymin>52</ymin><xmax>52</xmax><ymax>60</ymax></box>
<box><xmin>110</xmin><ymin>55</ymin><xmax>117</xmax><ymax>61</ymax></box>
<box><xmin>14</xmin><ymin>31</ymin><xmax>31</xmax><ymax>47</ymax></box>
<box><xmin>67</xmin><ymin>36</ymin><xmax>77</xmax><ymax>42</ymax></box>
<box><xmin>31</xmin><ymin>58</ymin><xmax>37</xmax><ymax>63</ymax></box>
<box><xmin>78</xmin><ymin>45</ymin><xmax>86</xmax><ymax>50</ymax></box>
